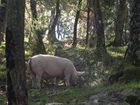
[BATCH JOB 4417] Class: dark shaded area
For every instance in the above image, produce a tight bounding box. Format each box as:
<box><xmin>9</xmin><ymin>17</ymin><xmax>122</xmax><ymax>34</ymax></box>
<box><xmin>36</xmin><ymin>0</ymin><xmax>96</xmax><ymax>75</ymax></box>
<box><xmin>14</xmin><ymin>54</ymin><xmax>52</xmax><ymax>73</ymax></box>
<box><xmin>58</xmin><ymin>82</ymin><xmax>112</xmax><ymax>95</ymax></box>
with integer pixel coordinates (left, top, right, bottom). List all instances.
<box><xmin>6</xmin><ymin>28</ymin><xmax>16</xmax><ymax>105</ymax></box>
<box><xmin>126</xmin><ymin>95</ymin><xmax>140</xmax><ymax>105</ymax></box>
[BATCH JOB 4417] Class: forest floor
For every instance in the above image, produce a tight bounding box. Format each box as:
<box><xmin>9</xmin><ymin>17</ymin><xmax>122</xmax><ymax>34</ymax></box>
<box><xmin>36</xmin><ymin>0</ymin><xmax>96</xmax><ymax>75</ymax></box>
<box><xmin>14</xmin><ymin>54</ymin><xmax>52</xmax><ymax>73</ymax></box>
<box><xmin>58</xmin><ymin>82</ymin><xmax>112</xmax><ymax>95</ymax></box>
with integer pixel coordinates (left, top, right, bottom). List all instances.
<box><xmin>28</xmin><ymin>46</ymin><xmax>140</xmax><ymax>105</ymax></box>
<box><xmin>0</xmin><ymin>45</ymin><xmax>140</xmax><ymax>105</ymax></box>
<box><xmin>28</xmin><ymin>82</ymin><xmax>140</xmax><ymax>105</ymax></box>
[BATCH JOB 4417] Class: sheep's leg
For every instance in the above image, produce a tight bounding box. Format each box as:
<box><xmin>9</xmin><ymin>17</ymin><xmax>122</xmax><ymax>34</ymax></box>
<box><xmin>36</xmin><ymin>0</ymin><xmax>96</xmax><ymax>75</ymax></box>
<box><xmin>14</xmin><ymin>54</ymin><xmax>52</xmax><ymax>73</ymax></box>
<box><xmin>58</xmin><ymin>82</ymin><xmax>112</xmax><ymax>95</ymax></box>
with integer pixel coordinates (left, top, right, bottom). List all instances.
<box><xmin>64</xmin><ymin>77</ymin><xmax>70</xmax><ymax>86</ymax></box>
<box><xmin>36</xmin><ymin>75</ymin><xmax>41</xmax><ymax>88</ymax></box>
<box><xmin>64</xmin><ymin>72</ymin><xmax>71</xmax><ymax>86</ymax></box>
<box><xmin>31</xmin><ymin>73</ymin><xmax>36</xmax><ymax>88</ymax></box>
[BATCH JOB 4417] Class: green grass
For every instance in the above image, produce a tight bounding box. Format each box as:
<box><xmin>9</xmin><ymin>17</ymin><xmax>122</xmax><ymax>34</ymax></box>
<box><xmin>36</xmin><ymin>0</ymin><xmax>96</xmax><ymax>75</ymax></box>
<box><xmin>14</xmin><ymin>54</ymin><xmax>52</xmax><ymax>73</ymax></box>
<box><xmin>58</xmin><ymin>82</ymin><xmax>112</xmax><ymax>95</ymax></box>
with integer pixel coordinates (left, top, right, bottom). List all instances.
<box><xmin>0</xmin><ymin>82</ymin><xmax>140</xmax><ymax>105</ymax></box>
<box><xmin>124</xmin><ymin>63</ymin><xmax>140</xmax><ymax>71</ymax></box>
<box><xmin>0</xmin><ymin>96</ymin><xmax>5</xmax><ymax>105</ymax></box>
<box><xmin>111</xmin><ymin>82</ymin><xmax>140</xmax><ymax>90</ymax></box>
<box><xmin>0</xmin><ymin>95</ymin><xmax>6</xmax><ymax>105</ymax></box>
<box><xmin>29</xmin><ymin>87</ymin><xmax>96</xmax><ymax>105</ymax></box>
<box><xmin>28</xmin><ymin>81</ymin><xmax>140</xmax><ymax>105</ymax></box>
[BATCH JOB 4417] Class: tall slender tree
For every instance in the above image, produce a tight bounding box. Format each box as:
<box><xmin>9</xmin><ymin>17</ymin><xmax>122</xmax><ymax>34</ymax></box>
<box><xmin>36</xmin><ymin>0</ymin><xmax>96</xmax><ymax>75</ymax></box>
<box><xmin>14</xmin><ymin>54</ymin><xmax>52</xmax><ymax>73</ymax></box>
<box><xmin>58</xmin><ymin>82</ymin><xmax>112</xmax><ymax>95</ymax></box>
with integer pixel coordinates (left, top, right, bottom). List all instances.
<box><xmin>93</xmin><ymin>0</ymin><xmax>107</xmax><ymax>57</ymax></box>
<box><xmin>87</xmin><ymin>0</ymin><xmax>96</xmax><ymax>48</ymax></box>
<box><xmin>30</xmin><ymin>0</ymin><xmax>46</xmax><ymax>55</ymax></box>
<box><xmin>126</xmin><ymin>0</ymin><xmax>140</xmax><ymax>66</ymax></box>
<box><xmin>48</xmin><ymin>0</ymin><xmax>60</xmax><ymax>43</ymax></box>
<box><xmin>86</xmin><ymin>3</ymin><xmax>90</xmax><ymax>45</ymax></box>
<box><xmin>113</xmin><ymin>0</ymin><xmax>127</xmax><ymax>46</ymax></box>
<box><xmin>72</xmin><ymin>0</ymin><xmax>82</xmax><ymax>47</ymax></box>
<box><xmin>6</xmin><ymin>0</ymin><xmax>28</xmax><ymax>104</ymax></box>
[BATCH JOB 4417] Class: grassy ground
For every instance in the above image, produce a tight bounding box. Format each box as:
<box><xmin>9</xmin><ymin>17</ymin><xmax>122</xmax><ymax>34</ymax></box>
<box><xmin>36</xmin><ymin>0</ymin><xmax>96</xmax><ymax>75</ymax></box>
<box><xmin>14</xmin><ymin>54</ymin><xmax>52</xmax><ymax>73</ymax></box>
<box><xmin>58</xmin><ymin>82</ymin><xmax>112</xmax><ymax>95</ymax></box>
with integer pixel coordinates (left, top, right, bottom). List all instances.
<box><xmin>29</xmin><ymin>87</ymin><xmax>94</xmax><ymax>105</ymax></box>
<box><xmin>1</xmin><ymin>81</ymin><xmax>140</xmax><ymax>105</ymax></box>
<box><xmin>1</xmin><ymin>44</ymin><xmax>140</xmax><ymax>105</ymax></box>
<box><xmin>28</xmin><ymin>82</ymin><xmax>140</xmax><ymax>105</ymax></box>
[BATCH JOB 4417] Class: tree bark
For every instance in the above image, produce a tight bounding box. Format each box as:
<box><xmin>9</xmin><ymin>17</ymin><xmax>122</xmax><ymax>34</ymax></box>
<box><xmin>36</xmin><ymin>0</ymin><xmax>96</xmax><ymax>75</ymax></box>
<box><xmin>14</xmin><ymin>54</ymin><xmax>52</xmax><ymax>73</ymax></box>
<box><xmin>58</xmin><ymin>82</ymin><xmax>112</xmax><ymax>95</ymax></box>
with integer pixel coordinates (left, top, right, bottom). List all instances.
<box><xmin>86</xmin><ymin>7</ymin><xmax>90</xmax><ymax>45</ymax></box>
<box><xmin>48</xmin><ymin>0</ymin><xmax>60</xmax><ymax>44</ymax></box>
<box><xmin>30</xmin><ymin>0</ymin><xmax>46</xmax><ymax>55</ymax></box>
<box><xmin>126</xmin><ymin>0</ymin><xmax>140</xmax><ymax>66</ymax></box>
<box><xmin>123</xmin><ymin>6</ymin><xmax>129</xmax><ymax>44</ymax></box>
<box><xmin>93</xmin><ymin>0</ymin><xmax>107</xmax><ymax>57</ymax></box>
<box><xmin>6</xmin><ymin>0</ymin><xmax>28</xmax><ymax>105</ymax></box>
<box><xmin>113</xmin><ymin>0</ymin><xmax>126</xmax><ymax>46</ymax></box>
<box><xmin>87</xmin><ymin>0</ymin><xmax>96</xmax><ymax>48</ymax></box>
<box><xmin>72</xmin><ymin>0</ymin><xmax>82</xmax><ymax>47</ymax></box>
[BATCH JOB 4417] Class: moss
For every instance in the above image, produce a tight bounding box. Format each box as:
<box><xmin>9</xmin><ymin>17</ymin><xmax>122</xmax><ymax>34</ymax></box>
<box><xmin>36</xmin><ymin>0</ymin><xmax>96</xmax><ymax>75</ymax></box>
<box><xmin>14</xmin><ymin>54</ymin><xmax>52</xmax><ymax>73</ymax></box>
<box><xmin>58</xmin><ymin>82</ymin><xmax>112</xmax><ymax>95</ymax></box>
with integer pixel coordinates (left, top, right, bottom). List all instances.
<box><xmin>118</xmin><ymin>63</ymin><xmax>140</xmax><ymax>83</ymax></box>
<box><xmin>108</xmin><ymin>62</ymin><xmax>140</xmax><ymax>84</ymax></box>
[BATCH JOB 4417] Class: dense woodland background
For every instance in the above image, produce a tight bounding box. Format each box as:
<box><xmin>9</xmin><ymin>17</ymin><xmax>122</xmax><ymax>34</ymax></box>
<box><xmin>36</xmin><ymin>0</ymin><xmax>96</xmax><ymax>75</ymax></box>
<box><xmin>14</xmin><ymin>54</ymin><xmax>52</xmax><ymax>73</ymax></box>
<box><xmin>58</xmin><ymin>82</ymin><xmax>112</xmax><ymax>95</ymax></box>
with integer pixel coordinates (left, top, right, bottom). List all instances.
<box><xmin>0</xmin><ymin>0</ymin><xmax>140</xmax><ymax>105</ymax></box>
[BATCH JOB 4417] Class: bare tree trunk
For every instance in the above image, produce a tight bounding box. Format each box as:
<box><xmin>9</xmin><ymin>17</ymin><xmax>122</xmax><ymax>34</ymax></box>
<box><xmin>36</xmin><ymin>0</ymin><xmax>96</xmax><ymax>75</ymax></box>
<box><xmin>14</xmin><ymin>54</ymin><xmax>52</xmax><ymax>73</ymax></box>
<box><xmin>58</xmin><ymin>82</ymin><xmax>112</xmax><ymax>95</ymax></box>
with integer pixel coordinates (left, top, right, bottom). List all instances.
<box><xmin>48</xmin><ymin>0</ymin><xmax>60</xmax><ymax>44</ymax></box>
<box><xmin>113</xmin><ymin>0</ymin><xmax>126</xmax><ymax>46</ymax></box>
<box><xmin>6</xmin><ymin>0</ymin><xmax>28</xmax><ymax>104</ymax></box>
<box><xmin>86</xmin><ymin>7</ymin><xmax>90</xmax><ymax>45</ymax></box>
<box><xmin>93</xmin><ymin>0</ymin><xmax>107</xmax><ymax>57</ymax></box>
<box><xmin>57</xmin><ymin>19</ymin><xmax>61</xmax><ymax>40</ymax></box>
<box><xmin>72</xmin><ymin>0</ymin><xmax>82</xmax><ymax>47</ymax></box>
<box><xmin>126</xmin><ymin>0</ymin><xmax>140</xmax><ymax>66</ymax></box>
<box><xmin>87</xmin><ymin>0</ymin><xmax>96</xmax><ymax>48</ymax></box>
<box><xmin>124</xmin><ymin>4</ymin><xmax>129</xmax><ymax>44</ymax></box>
<box><xmin>30</xmin><ymin>0</ymin><xmax>46</xmax><ymax>55</ymax></box>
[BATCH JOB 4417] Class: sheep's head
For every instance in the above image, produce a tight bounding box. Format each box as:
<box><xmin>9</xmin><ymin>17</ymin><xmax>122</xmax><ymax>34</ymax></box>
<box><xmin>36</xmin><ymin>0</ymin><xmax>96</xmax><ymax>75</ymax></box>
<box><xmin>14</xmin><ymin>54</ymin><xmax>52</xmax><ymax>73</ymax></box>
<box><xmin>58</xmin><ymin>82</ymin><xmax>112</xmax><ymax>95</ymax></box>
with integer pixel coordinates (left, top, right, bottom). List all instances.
<box><xmin>71</xmin><ymin>71</ymin><xmax>85</xmax><ymax>86</ymax></box>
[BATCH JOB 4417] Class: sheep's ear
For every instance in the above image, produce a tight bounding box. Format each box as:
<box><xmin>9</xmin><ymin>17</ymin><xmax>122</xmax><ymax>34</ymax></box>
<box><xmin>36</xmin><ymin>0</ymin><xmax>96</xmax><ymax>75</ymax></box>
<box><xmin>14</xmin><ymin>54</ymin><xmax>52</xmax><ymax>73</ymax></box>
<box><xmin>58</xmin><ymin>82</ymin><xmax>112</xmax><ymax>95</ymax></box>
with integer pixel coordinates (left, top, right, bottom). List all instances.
<box><xmin>77</xmin><ymin>71</ymin><xmax>85</xmax><ymax>76</ymax></box>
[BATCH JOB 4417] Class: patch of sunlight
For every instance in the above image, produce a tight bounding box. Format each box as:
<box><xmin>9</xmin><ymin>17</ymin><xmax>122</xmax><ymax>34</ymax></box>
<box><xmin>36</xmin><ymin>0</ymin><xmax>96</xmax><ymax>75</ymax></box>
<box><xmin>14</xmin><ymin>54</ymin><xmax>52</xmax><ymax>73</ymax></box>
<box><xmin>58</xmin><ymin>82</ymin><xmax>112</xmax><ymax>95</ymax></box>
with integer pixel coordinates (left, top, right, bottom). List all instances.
<box><xmin>25</xmin><ymin>50</ymin><xmax>32</xmax><ymax>57</ymax></box>
<box><xmin>108</xmin><ymin>50</ymin><xmax>124</xmax><ymax>57</ymax></box>
<box><xmin>107</xmin><ymin>46</ymin><xmax>127</xmax><ymax>57</ymax></box>
<box><xmin>24</xmin><ymin>37</ymin><xmax>29</xmax><ymax>42</ymax></box>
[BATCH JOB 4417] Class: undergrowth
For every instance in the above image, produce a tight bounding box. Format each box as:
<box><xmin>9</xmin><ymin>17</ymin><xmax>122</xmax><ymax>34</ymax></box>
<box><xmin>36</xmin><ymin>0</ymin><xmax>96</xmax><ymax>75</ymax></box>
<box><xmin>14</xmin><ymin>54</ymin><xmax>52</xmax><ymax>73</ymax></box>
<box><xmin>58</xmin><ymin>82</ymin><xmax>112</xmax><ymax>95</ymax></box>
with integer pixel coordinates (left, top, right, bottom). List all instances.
<box><xmin>28</xmin><ymin>81</ymin><xmax>140</xmax><ymax>105</ymax></box>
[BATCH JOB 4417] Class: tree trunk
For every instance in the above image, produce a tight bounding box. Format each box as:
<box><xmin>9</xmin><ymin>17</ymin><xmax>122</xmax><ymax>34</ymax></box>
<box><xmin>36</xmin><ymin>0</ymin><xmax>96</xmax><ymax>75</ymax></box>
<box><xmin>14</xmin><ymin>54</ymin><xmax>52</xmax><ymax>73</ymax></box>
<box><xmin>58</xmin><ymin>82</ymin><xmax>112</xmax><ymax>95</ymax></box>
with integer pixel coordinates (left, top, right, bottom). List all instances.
<box><xmin>87</xmin><ymin>0</ymin><xmax>96</xmax><ymax>48</ymax></box>
<box><xmin>86</xmin><ymin>7</ymin><xmax>90</xmax><ymax>45</ymax></box>
<box><xmin>72</xmin><ymin>0</ymin><xmax>82</xmax><ymax>47</ymax></box>
<box><xmin>48</xmin><ymin>0</ymin><xmax>60</xmax><ymax>44</ymax></box>
<box><xmin>0</xmin><ymin>0</ymin><xmax>7</xmax><ymax>44</ymax></box>
<box><xmin>6</xmin><ymin>0</ymin><xmax>28</xmax><ymax>105</ymax></box>
<box><xmin>30</xmin><ymin>0</ymin><xmax>46</xmax><ymax>55</ymax></box>
<box><xmin>126</xmin><ymin>0</ymin><xmax>140</xmax><ymax>66</ymax></box>
<box><xmin>124</xmin><ymin>4</ymin><xmax>129</xmax><ymax>44</ymax></box>
<box><xmin>93</xmin><ymin>0</ymin><xmax>107</xmax><ymax>57</ymax></box>
<box><xmin>113</xmin><ymin>0</ymin><xmax>126</xmax><ymax>46</ymax></box>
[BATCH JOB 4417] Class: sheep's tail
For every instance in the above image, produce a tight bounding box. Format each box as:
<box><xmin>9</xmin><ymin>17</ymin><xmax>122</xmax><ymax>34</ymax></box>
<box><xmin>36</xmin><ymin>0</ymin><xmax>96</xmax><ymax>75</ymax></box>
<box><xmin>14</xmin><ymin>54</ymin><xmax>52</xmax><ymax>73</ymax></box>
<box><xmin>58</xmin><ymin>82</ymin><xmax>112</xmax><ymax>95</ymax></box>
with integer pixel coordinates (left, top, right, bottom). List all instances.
<box><xmin>27</xmin><ymin>57</ymin><xmax>35</xmax><ymax>79</ymax></box>
<box><xmin>27</xmin><ymin>58</ymin><xmax>31</xmax><ymax>73</ymax></box>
